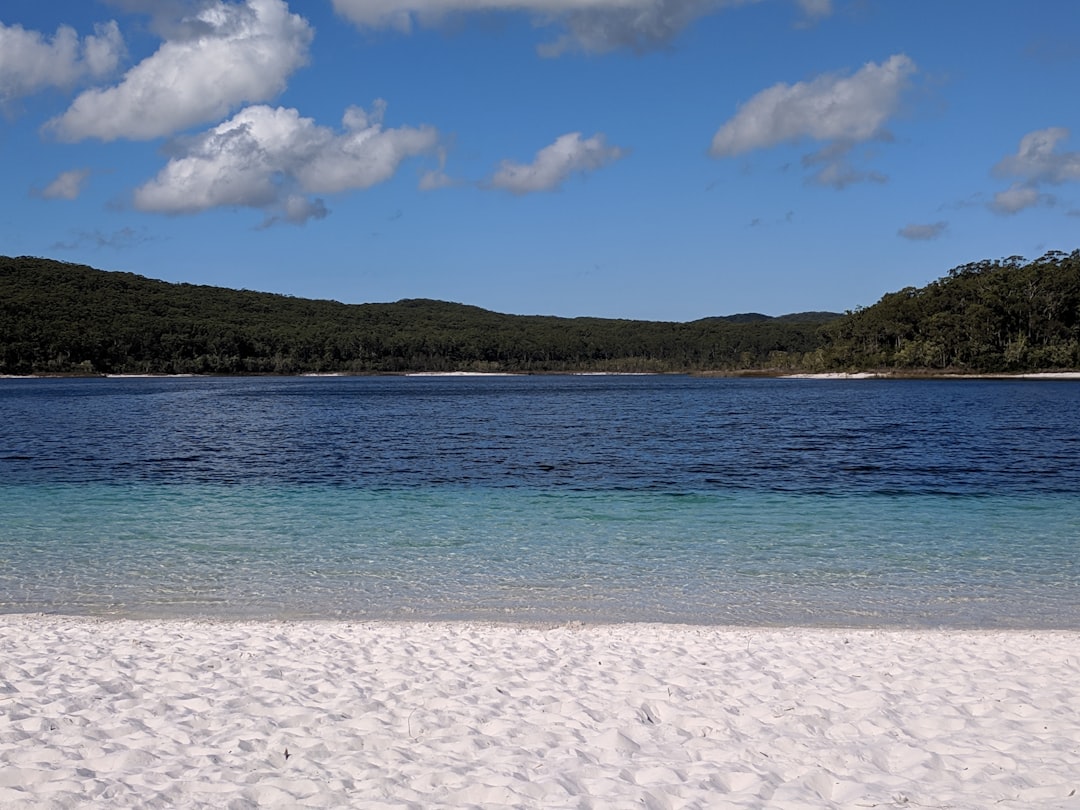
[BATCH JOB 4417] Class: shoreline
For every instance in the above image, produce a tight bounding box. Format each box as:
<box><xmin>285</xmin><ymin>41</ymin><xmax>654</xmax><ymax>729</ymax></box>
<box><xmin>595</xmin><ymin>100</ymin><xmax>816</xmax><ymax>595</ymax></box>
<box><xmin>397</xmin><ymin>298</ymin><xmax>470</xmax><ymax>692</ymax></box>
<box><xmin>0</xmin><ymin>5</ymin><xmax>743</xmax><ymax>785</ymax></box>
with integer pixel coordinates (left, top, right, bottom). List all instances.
<box><xmin>779</xmin><ymin>370</ymin><xmax>1080</xmax><ymax>380</ymax></box>
<box><xmin>4</xmin><ymin>370</ymin><xmax>1080</xmax><ymax>380</ymax></box>
<box><xmin>3</xmin><ymin>616</ymin><xmax>1077</xmax><ymax>808</ymax></box>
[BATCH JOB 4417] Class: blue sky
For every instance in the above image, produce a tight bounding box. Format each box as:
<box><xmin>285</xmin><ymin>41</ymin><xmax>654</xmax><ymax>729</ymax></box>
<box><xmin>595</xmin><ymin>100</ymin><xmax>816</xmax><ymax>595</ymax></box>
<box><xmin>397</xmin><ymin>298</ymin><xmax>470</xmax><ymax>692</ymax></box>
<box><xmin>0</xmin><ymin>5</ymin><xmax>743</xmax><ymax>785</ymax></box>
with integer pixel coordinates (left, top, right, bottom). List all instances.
<box><xmin>2</xmin><ymin>1</ymin><xmax>1078</xmax><ymax>320</ymax></box>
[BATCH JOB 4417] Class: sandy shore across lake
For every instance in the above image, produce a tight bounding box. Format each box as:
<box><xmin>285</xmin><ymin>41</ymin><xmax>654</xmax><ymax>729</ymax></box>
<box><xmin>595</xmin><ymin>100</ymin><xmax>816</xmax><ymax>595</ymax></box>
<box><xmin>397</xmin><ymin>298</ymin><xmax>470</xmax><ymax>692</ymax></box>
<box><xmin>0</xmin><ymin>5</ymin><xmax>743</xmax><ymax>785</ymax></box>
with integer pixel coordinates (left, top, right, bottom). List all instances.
<box><xmin>1</xmin><ymin>617</ymin><xmax>1078</xmax><ymax>809</ymax></box>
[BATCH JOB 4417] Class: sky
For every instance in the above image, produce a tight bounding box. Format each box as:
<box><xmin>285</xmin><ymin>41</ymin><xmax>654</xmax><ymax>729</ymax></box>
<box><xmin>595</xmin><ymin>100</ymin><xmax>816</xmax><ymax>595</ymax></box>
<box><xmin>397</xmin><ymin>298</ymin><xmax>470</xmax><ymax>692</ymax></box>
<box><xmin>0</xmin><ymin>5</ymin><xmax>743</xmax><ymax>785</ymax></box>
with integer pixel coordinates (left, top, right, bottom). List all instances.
<box><xmin>2</xmin><ymin>1</ymin><xmax>1079</xmax><ymax>320</ymax></box>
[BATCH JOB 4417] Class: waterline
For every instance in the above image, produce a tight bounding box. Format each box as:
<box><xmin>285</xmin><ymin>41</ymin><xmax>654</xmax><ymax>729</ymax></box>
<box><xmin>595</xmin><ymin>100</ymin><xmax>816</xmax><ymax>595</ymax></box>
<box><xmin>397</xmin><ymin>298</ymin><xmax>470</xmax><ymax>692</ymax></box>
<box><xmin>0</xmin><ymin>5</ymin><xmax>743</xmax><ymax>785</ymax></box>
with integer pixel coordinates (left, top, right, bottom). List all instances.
<box><xmin>3</xmin><ymin>483</ymin><xmax>1076</xmax><ymax>627</ymax></box>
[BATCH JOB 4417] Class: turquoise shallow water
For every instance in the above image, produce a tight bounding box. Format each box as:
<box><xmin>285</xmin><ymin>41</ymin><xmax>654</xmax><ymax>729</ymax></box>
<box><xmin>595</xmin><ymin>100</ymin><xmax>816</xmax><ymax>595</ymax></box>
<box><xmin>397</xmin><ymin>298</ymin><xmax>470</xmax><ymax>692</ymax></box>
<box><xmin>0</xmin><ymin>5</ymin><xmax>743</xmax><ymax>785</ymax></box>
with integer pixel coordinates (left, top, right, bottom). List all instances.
<box><xmin>1</xmin><ymin>376</ymin><xmax>1078</xmax><ymax>625</ymax></box>
<box><xmin>2</xmin><ymin>484</ymin><xmax>1077</xmax><ymax>626</ymax></box>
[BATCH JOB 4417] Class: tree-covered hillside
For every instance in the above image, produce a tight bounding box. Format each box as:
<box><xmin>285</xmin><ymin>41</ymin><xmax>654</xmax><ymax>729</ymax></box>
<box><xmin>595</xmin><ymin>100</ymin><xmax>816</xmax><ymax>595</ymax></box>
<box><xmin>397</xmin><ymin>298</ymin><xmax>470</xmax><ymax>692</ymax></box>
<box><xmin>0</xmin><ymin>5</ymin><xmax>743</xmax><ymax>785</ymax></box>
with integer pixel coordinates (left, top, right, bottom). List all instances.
<box><xmin>0</xmin><ymin>256</ymin><xmax>833</xmax><ymax>374</ymax></box>
<box><xmin>1</xmin><ymin>251</ymin><xmax>1077</xmax><ymax>375</ymax></box>
<box><xmin>821</xmin><ymin>250</ymin><xmax>1080</xmax><ymax>372</ymax></box>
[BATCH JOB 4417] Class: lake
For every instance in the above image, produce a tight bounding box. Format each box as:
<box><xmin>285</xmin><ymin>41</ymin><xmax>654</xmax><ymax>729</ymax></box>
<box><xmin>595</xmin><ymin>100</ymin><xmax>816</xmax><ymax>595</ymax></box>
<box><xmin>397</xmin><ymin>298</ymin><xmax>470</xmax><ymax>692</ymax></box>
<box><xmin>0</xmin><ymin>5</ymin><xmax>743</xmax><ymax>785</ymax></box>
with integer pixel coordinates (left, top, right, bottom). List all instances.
<box><xmin>1</xmin><ymin>375</ymin><xmax>1077</xmax><ymax>626</ymax></box>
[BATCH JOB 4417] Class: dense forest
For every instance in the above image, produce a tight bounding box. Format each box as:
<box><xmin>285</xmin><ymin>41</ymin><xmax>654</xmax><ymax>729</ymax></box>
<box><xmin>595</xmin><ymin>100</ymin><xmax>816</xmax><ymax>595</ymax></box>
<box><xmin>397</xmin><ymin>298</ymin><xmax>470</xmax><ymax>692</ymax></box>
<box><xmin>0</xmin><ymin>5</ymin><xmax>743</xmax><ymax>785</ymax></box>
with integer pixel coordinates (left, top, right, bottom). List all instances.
<box><xmin>821</xmin><ymin>250</ymin><xmax>1080</xmax><ymax>372</ymax></box>
<box><xmin>1</xmin><ymin>251</ymin><xmax>1078</xmax><ymax>375</ymax></box>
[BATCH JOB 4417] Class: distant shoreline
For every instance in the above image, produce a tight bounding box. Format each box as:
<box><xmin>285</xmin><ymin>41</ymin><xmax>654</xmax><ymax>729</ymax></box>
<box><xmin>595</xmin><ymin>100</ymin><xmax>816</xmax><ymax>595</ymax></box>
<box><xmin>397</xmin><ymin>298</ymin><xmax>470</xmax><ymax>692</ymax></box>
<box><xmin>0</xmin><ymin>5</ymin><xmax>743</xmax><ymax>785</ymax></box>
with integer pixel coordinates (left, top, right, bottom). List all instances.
<box><xmin>7</xmin><ymin>253</ymin><xmax>1078</xmax><ymax>378</ymax></box>
<box><xmin>12</xmin><ymin>369</ymin><xmax>1080</xmax><ymax>382</ymax></box>
<box><xmin>778</xmin><ymin>370</ymin><xmax>1080</xmax><ymax>380</ymax></box>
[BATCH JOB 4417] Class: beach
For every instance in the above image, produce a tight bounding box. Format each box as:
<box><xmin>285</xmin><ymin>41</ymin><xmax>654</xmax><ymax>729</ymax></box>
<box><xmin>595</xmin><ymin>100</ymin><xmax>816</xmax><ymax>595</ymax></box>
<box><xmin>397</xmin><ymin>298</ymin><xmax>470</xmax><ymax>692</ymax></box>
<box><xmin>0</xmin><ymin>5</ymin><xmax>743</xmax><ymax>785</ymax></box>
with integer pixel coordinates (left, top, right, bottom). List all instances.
<box><xmin>1</xmin><ymin>617</ymin><xmax>1077</xmax><ymax>808</ymax></box>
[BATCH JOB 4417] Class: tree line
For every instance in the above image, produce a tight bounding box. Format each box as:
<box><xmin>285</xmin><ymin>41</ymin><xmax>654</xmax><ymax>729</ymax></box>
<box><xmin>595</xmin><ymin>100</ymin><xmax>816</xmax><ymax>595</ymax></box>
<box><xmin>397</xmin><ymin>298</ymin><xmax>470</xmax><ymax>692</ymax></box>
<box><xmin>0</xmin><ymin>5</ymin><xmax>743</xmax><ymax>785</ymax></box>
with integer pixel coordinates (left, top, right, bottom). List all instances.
<box><xmin>1</xmin><ymin>251</ymin><xmax>1077</xmax><ymax>375</ymax></box>
<box><xmin>821</xmin><ymin>250</ymin><xmax>1080</xmax><ymax>372</ymax></box>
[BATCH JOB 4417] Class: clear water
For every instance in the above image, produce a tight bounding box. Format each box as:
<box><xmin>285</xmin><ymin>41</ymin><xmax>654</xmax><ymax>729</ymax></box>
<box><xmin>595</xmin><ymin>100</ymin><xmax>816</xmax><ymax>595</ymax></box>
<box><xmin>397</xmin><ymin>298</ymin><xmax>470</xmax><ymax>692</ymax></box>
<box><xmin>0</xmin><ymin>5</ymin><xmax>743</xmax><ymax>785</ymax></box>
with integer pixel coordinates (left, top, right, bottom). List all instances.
<box><xmin>1</xmin><ymin>375</ymin><xmax>1078</xmax><ymax>626</ymax></box>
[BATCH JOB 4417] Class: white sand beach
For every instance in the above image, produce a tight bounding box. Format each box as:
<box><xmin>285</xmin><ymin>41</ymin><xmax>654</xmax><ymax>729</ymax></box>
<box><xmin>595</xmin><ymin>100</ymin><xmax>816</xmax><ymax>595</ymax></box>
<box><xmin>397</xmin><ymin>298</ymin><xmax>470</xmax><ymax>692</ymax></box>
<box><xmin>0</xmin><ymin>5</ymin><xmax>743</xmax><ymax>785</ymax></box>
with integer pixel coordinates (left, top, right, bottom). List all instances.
<box><xmin>1</xmin><ymin>617</ymin><xmax>1077</xmax><ymax>809</ymax></box>
<box><xmin>780</xmin><ymin>372</ymin><xmax>879</xmax><ymax>379</ymax></box>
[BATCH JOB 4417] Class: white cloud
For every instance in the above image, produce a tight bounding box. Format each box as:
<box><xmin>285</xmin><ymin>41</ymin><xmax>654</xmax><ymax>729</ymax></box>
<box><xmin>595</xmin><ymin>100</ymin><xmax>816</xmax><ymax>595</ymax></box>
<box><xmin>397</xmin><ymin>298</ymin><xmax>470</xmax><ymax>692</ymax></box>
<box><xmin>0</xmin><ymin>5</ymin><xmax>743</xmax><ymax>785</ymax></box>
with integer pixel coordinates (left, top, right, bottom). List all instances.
<box><xmin>133</xmin><ymin>103</ymin><xmax>438</xmax><ymax>224</ymax></box>
<box><xmin>38</xmin><ymin>168</ymin><xmax>93</xmax><ymax>200</ymax></box>
<box><xmin>0</xmin><ymin>21</ymin><xmax>124</xmax><ymax>102</ymax></box>
<box><xmin>489</xmin><ymin>132</ymin><xmax>626</xmax><ymax>194</ymax></box>
<box><xmin>989</xmin><ymin>127</ymin><xmax>1080</xmax><ymax>214</ymax></box>
<box><xmin>331</xmin><ymin>0</ymin><xmax>824</xmax><ymax>55</ymax></box>
<box><xmin>711</xmin><ymin>54</ymin><xmax>915</xmax><ymax>157</ymax></box>
<box><xmin>103</xmin><ymin>0</ymin><xmax>226</xmax><ymax>38</ymax></box>
<box><xmin>709</xmin><ymin>54</ymin><xmax>915</xmax><ymax>188</ymax></box>
<box><xmin>47</xmin><ymin>0</ymin><xmax>312</xmax><ymax>142</ymax></box>
<box><xmin>898</xmin><ymin>221</ymin><xmax>947</xmax><ymax>241</ymax></box>
<box><xmin>990</xmin><ymin>183</ymin><xmax>1054</xmax><ymax>215</ymax></box>
<box><xmin>994</xmin><ymin>127</ymin><xmax>1080</xmax><ymax>184</ymax></box>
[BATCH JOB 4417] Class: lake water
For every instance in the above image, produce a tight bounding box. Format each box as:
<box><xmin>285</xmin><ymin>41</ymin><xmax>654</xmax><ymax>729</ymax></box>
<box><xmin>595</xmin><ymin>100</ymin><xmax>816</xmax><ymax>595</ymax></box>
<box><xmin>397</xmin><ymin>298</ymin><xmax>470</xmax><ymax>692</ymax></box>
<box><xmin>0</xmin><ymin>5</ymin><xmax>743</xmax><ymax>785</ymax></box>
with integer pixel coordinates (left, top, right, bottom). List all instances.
<box><xmin>1</xmin><ymin>375</ymin><xmax>1078</xmax><ymax>627</ymax></box>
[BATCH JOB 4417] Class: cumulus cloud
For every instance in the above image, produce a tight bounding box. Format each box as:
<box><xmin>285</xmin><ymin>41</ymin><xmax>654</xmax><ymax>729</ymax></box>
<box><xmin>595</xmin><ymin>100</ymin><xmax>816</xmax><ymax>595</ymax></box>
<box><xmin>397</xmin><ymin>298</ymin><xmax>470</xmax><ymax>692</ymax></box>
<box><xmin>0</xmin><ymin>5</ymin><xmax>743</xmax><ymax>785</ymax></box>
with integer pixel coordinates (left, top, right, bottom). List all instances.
<box><xmin>104</xmin><ymin>0</ymin><xmax>227</xmax><ymax>38</ymax></box>
<box><xmin>37</xmin><ymin>169</ymin><xmax>93</xmax><ymax>200</ymax></box>
<box><xmin>0</xmin><ymin>21</ymin><xmax>124</xmax><ymax>102</ymax></box>
<box><xmin>489</xmin><ymin>132</ymin><xmax>626</xmax><ymax>194</ymax></box>
<box><xmin>330</xmin><ymin>0</ymin><xmax>827</xmax><ymax>55</ymax></box>
<box><xmin>988</xmin><ymin>128</ymin><xmax>1079</xmax><ymax>214</ymax></box>
<box><xmin>711</xmin><ymin>54</ymin><xmax>915</xmax><ymax>155</ymax></box>
<box><xmin>994</xmin><ymin>127</ymin><xmax>1080</xmax><ymax>184</ymax></box>
<box><xmin>898</xmin><ymin>221</ymin><xmax>947</xmax><ymax>241</ymax></box>
<box><xmin>710</xmin><ymin>54</ymin><xmax>915</xmax><ymax>186</ymax></box>
<box><xmin>133</xmin><ymin>102</ymin><xmax>438</xmax><ymax>224</ymax></box>
<box><xmin>46</xmin><ymin>0</ymin><xmax>312</xmax><ymax>142</ymax></box>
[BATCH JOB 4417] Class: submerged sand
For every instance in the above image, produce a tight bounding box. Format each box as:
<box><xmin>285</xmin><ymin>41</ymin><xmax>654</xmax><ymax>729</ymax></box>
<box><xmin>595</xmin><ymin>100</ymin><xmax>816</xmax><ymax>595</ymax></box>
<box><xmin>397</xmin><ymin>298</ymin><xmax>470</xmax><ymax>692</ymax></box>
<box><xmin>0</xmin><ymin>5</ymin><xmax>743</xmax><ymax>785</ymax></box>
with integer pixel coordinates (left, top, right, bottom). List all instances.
<box><xmin>1</xmin><ymin>617</ymin><xmax>1077</xmax><ymax>808</ymax></box>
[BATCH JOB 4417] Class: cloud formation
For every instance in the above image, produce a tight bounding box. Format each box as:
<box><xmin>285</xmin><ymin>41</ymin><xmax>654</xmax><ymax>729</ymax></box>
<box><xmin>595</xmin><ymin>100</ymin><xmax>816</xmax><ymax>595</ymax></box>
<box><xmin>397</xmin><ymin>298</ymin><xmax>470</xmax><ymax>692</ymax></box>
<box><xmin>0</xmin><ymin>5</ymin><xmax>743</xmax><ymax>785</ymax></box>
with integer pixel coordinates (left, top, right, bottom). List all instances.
<box><xmin>710</xmin><ymin>54</ymin><xmax>916</xmax><ymax>186</ymax></box>
<box><xmin>419</xmin><ymin>168</ymin><xmax>458</xmax><ymax>191</ymax></box>
<box><xmin>38</xmin><ymin>169</ymin><xmax>93</xmax><ymax>200</ymax></box>
<box><xmin>536</xmin><ymin>0</ymin><xmax>743</xmax><ymax>57</ymax></box>
<box><xmin>330</xmin><ymin>0</ymin><xmax>824</xmax><ymax>55</ymax></box>
<box><xmin>990</xmin><ymin>184</ymin><xmax>1054</xmax><ymax>215</ymax></box>
<box><xmin>800</xmin><ymin>142</ymin><xmax>886</xmax><ymax>189</ymax></box>
<box><xmin>419</xmin><ymin>147</ymin><xmax>459</xmax><ymax>190</ymax></box>
<box><xmin>0</xmin><ymin>21</ymin><xmax>124</xmax><ymax>102</ymax></box>
<box><xmin>47</xmin><ymin>0</ymin><xmax>312</xmax><ymax>142</ymax></box>
<box><xmin>52</xmin><ymin>226</ymin><xmax>153</xmax><ymax>251</ymax></box>
<box><xmin>489</xmin><ymin>132</ymin><xmax>626</xmax><ymax>194</ymax></box>
<box><xmin>794</xmin><ymin>0</ymin><xmax>831</xmax><ymax>18</ymax></box>
<box><xmin>990</xmin><ymin>127</ymin><xmax>1080</xmax><ymax>214</ymax></box>
<box><xmin>898</xmin><ymin>221</ymin><xmax>947</xmax><ymax>241</ymax></box>
<box><xmin>134</xmin><ymin>102</ymin><xmax>438</xmax><ymax>225</ymax></box>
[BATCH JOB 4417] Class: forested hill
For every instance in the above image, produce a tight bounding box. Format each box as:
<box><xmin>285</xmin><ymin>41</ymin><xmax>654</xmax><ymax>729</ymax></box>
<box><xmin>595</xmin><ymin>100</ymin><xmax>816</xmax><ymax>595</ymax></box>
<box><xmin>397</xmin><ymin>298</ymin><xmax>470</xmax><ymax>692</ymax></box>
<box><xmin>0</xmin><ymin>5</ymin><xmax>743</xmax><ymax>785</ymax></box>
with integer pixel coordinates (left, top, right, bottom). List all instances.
<box><xmin>1</xmin><ymin>251</ymin><xmax>1078</xmax><ymax>375</ymax></box>
<box><xmin>822</xmin><ymin>249</ymin><xmax>1080</xmax><ymax>372</ymax></box>
<box><xmin>0</xmin><ymin>256</ymin><xmax>835</xmax><ymax>374</ymax></box>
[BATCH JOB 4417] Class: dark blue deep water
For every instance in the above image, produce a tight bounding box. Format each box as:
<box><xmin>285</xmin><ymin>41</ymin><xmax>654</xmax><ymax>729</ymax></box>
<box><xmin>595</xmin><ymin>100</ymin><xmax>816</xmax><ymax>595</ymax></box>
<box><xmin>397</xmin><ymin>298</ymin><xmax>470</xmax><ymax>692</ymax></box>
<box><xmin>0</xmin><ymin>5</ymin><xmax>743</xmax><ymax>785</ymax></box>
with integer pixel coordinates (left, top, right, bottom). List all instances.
<box><xmin>1</xmin><ymin>375</ymin><xmax>1078</xmax><ymax>626</ymax></box>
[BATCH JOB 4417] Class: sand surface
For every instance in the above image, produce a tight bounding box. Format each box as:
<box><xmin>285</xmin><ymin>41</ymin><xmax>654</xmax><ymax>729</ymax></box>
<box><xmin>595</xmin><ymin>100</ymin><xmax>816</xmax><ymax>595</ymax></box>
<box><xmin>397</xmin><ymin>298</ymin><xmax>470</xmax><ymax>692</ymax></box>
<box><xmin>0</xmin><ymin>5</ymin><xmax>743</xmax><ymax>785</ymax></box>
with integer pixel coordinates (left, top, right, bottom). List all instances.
<box><xmin>1</xmin><ymin>617</ymin><xmax>1078</xmax><ymax>808</ymax></box>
